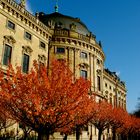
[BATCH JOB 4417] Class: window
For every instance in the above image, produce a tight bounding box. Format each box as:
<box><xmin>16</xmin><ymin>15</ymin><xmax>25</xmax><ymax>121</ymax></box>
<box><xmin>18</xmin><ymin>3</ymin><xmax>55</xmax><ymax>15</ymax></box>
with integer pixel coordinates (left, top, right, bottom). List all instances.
<box><xmin>110</xmin><ymin>96</ymin><xmax>112</xmax><ymax>104</ymax></box>
<box><xmin>25</xmin><ymin>32</ymin><xmax>32</xmax><ymax>40</ymax></box>
<box><xmin>40</xmin><ymin>41</ymin><xmax>46</xmax><ymax>49</ymax></box>
<box><xmin>97</xmin><ymin>76</ymin><xmax>101</xmax><ymax>91</ymax></box>
<box><xmin>113</xmin><ymin>88</ymin><xmax>116</xmax><ymax>92</ymax></box>
<box><xmin>97</xmin><ymin>59</ymin><xmax>100</xmax><ymax>64</ymax></box>
<box><xmin>80</xmin><ymin>70</ymin><xmax>87</xmax><ymax>79</ymax></box>
<box><xmin>109</xmin><ymin>86</ymin><xmax>112</xmax><ymax>90</ymax></box>
<box><xmin>56</xmin><ymin>47</ymin><xmax>65</xmax><ymax>53</ymax></box>
<box><xmin>7</xmin><ymin>20</ymin><xmax>15</xmax><ymax>30</ymax></box>
<box><xmin>3</xmin><ymin>44</ymin><xmax>12</xmax><ymax>66</ymax></box>
<box><xmin>80</xmin><ymin>52</ymin><xmax>87</xmax><ymax>59</ymax></box>
<box><xmin>22</xmin><ymin>54</ymin><xmax>29</xmax><ymax>73</ymax></box>
<box><xmin>105</xmin><ymin>83</ymin><xmax>107</xmax><ymax>87</ymax></box>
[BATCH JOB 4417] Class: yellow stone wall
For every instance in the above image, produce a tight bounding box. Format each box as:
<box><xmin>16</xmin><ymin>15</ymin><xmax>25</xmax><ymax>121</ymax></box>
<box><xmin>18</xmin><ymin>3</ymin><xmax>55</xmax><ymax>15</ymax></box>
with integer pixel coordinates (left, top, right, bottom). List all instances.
<box><xmin>0</xmin><ymin>0</ymin><xmax>51</xmax><ymax>72</ymax></box>
<box><xmin>0</xmin><ymin>0</ymin><xmax>127</xmax><ymax>139</ymax></box>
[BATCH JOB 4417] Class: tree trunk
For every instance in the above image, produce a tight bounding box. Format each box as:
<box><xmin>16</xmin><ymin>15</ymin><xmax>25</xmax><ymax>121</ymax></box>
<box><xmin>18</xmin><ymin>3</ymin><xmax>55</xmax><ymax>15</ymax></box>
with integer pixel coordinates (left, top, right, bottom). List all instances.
<box><xmin>63</xmin><ymin>134</ymin><xmax>68</xmax><ymax>140</ymax></box>
<box><xmin>38</xmin><ymin>132</ymin><xmax>50</xmax><ymax>140</ymax></box>
<box><xmin>76</xmin><ymin>126</ymin><xmax>81</xmax><ymax>140</ymax></box>
<box><xmin>98</xmin><ymin>129</ymin><xmax>102</xmax><ymax>140</ymax></box>
<box><xmin>23</xmin><ymin>132</ymin><xmax>28</xmax><ymax>140</ymax></box>
<box><xmin>112</xmin><ymin>129</ymin><xmax>116</xmax><ymax>140</ymax></box>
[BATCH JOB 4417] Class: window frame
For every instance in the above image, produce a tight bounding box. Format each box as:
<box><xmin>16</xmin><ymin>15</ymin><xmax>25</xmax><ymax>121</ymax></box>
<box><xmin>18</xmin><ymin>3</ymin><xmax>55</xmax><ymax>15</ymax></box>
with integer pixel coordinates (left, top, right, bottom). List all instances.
<box><xmin>80</xmin><ymin>52</ymin><xmax>88</xmax><ymax>59</ymax></box>
<box><xmin>40</xmin><ymin>41</ymin><xmax>46</xmax><ymax>49</ymax></box>
<box><xmin>3</xmin><ymin>44</ymin><xmax>12</xmax><ymax>66</ymax></box>
<box><xmin>97</xmin><ymin>76</ymin><xmax>101</xmax><ymax>91</ymax></box>
<box><xmin>25</xmin><ymin>31</ymin><xmax>32</xmax><ymax>41</ymax></box>
<box><xmin>97</xmin><ymin>59</ymin><xmax>100</xmax><ymax>65</ymax></box>
<box><xmin>80</xmin><ymin>70</ymin><xmax>87</xmax><ymax>79</ymax></box>
<box><xmin>22</xmin><ymin>53</ymin><xmax>30</xmax><ymax>73</ymax></box>
<box><xmin>7</xmin><ymin>20</ymin><xmax>15</xmax><ymax>31</ymax></box>
<box><xmin>56</xmin><ymin>47</ymin><xmax>65</xmax><ymax>54</ymax></box>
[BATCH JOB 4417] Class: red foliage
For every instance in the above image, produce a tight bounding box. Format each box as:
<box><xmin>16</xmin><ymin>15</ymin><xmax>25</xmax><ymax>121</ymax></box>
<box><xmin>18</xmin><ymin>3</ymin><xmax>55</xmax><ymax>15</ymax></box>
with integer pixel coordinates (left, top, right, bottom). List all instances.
<box><xmin>0</xmin><ymin>60</ymin><xmax>92</xmax><ymax>139</ymax></box>
<box><xmin>90</xmin><ymin>101</ymin><xmax>113</xmax><ymax>140</ymax></box>
<box><xmin>90</xmin><ymin>101</ymin><xmax>113</xmax><ymax>130</ymax></box>
<box><xmin>119</xmin><ymin>114</ymin><xmax>140</xmax><ymax>136</ymax></box>
<box><xmin>111</xmin><ymin>107</ymin><xmax>128</xmax><ymax>130</ymax></box>
<box><xmin>0</xmin><ymin>107</ymin><xmax>6</xmax><ymax>130</ymax></box>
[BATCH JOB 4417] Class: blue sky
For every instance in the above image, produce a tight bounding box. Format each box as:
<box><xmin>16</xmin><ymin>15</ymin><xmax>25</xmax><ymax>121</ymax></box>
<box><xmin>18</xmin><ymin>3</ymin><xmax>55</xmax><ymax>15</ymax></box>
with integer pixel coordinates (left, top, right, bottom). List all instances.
<box><xmin>16</xmin><ymin>0</ymin><xmax>140</xmax><ymax>113</ymax></box>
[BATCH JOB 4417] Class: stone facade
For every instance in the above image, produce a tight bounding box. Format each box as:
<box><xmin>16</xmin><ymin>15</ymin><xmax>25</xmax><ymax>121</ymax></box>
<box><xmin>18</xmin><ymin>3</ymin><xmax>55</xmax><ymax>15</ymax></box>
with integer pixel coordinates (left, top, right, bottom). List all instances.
<box><xmin>0</xmin><ymin>0</ymin><xmax>126</xmax><ymax>139</ymax></box>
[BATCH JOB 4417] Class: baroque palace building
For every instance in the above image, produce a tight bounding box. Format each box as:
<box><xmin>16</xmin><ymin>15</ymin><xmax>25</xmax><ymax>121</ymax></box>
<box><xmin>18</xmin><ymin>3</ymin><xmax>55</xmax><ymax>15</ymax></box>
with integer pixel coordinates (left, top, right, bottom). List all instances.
<box><xmin>0</xmin><ymin>0</ymin><xmax>127</xmax><ymax>139</ymax></box>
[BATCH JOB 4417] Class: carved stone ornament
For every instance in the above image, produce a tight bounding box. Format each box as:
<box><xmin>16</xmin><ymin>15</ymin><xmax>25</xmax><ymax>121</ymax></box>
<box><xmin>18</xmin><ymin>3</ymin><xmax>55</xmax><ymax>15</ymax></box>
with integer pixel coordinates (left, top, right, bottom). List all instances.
<box><xmin>20</xmin><ymin>0</ymin><xmax>26</xmax><ymax>8</ymax></box>
<box><xmin>96</xmin><ymin>69</ymin><xmax>102</xmax><ymax>75</ymax></box>
<box><xmin>4</xmin><ymin>35</ymin><xmax>16</xmax><ymax>45</ymax></box>
<box><xmin>22</xmin><ymin>46</ymin><xmax>33</xmax><ymax>54</ymax></box>
<box><xmin>48</xmin><ymin>20</ymin><xmax>55</xmax><ymax>29</ymax></box>
<box><xmin>70</xmin><ymin>23</ymin><xmax>76</xmax><ymax>31</ymax></box>
<box><xmin>79</xmin><ymin>63</ymin><xmax>89</xmax><ymax>69</ymax></box>
<box><xmin>38</xmin><ymin>54</ymin><xmax>47</xmax><ymax>62</ymax></box>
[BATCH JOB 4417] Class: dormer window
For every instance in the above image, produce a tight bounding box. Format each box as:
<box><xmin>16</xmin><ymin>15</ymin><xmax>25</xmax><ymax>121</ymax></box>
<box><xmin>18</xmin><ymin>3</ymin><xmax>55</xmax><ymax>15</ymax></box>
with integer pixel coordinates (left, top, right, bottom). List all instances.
<box><xmin>55</xmin><ymin>22</ymin><xmax>63</xmax><ymax>28</ymax></box>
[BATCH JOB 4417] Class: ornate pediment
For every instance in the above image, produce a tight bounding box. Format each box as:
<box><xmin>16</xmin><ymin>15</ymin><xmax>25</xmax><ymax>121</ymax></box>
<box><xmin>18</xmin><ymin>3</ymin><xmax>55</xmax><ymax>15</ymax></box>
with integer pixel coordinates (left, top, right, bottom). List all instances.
<box><xmin>70</xmin><ymin>23</ymin><xmax>76</xmax><ymax>31</ymax></box>
<box><xmin>22</xmin><ymin>46</ymin><xmax>33</xmax><ymax>54</ymax></box>
<box><xmin>79</xmin><ymin>63</ymin><xmax>89</xmax><ymax>69</ymax></box>
<box><xmin>4</xmin><ymin>35</ymin><xmax>16</xmax><ymax>44</ymax></box>
<box><xmin>38</xmin><ymin>54</ymin><xmax>47</xmax><ymax>62</ymax></box>
<box><xmin>96</xmin><ymin>69</ymin><xmax>102</xmax><ymax>75</ymax></box>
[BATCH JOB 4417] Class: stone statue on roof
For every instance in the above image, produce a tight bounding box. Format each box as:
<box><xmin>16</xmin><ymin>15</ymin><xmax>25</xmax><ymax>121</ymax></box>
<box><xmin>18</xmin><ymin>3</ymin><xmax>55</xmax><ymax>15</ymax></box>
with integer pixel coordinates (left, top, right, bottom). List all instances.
<box><xmin>20</xmin><ymin>0</ymin><xmax>26</xmax><ymax>8</ymax></box>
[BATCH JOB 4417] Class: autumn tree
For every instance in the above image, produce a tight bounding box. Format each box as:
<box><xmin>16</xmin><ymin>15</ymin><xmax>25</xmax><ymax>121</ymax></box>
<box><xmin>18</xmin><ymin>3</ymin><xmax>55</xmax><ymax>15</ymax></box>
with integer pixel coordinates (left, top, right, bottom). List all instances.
<box><xmin>19</xmin><ymin>123</ymin><xmax>33</xmax><ymax>140</ymax></box>
<box><xmin>0</xmin><ymin>105</ymin><xmax>16</xmax><ymax>139</ymax></box>
<box><xmin>74</xmin><ymin>99</ymin><xmax>96</xmax><ymax>140</ymax></box>
<box><xmin>0</xmin><ymin>109</ymin><xmax>6</xmax><ymax>132</ymax></box>
<box><xmin>0</xmin><ymin>60</ymin><xmax>92</xmax><ymax>140</ymax></box>
<box><xmin>110</xmin><ymin>107</ymin><xmax>128</xmax><ymax>140</ymax></box>
<box><xmin>61</xmin><ymin>96</ymin><xmax>96</xmax><ymax>140</ymax></box>
<box><xmin>119</xmin><ymin>114</ymin><xmax>140</xmax><ymax>140</ymax></box>
<box><xmin>90</xmin><ymin>101</ymin><xmax>113</xmax><ymax>140</ymax></box>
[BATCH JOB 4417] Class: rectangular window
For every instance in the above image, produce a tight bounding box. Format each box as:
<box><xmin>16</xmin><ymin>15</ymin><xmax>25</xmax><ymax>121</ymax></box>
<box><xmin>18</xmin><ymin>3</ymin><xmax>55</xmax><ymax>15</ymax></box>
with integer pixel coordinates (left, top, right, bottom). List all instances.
<box><xmin>97</xmin><ymin>76</ymin><xmax>101</xmax><ymax>91</ymax></box>
<box><xmin>56</xmin><ymin>47</ymin><xmax>65</xmax><ymax>53</ymax></box>
<box><xmin>7</xmin><ymin>20</ymin><xmax>15</xmax><ymax>30</ymax></box>
<box><xmin>80</xmin><ymin>52</ymin><xmax>87</xmax><ymax>59</ymax></box>
<box><xmin>110</xmin><ymin>97</ymin><xmax>112</xmax><ymax>105</ymax></box>
<box><xmin>97</xmin><ymin>59</ymin><xmax>100</xmax><ymax>64</ymax></box>
<box><xmin>22</xmin><ymin>54</ymin><xmax>29</xmax><ymax>73</ymax></box>
<box><xmin>80</xmin><ymin>70</ymin><xmax>87</xmax><ymax>79</ymax></box>
<box><xmin>3</xmin><ymin>44</ymin><xmax>12</xmax><ymax>66</ymax></box>
<box><xmin>40</xmin><ymin>41</ymin><xmax>46</xmax><ymax>49</ymax></box>
<box><xmin>25</xmin><ymin>32</ymin><xmax>32</xmax><ymax>40</ymax></box>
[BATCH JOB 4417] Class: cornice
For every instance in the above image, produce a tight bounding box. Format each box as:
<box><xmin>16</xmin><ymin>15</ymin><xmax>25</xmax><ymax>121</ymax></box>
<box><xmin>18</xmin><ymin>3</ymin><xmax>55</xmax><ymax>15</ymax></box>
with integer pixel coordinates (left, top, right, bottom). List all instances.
<box><xmin>103</xmin><ymin>70</ymin><xmax>126</xmax><ymax>92</ymax></box>
<box><xmin>51</xmin><ymin>34</ymin><xmax>105</xmax><ymax>60</ymax></box>
<box><xmin>0</xmin><ymin>0</ymin><xmax>52</xmax><ymax>37</ymax></box>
